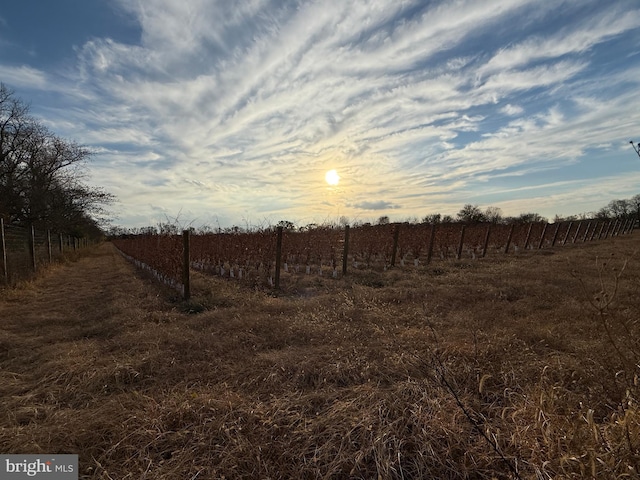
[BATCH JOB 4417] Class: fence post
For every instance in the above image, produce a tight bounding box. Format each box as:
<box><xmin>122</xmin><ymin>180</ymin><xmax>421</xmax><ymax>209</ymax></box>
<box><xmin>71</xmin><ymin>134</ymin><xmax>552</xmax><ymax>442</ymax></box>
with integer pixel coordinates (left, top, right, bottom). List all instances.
<box><xmin>624</xmin><ymin>218</ymin><xmax>633</xmax><ymax>234</ymax></box>
<box><xmin>390</xmin><ymin>224</ymin><xmax>400</xmax><ymax>267</ymax></box>
<box><xmin>609</xmin><ymin>220</ymin><xmax>616</xmax><ymax>237</ymax></box>
<box><xmin>456</xmin><ymin>225</ymin><xmax>466</xmax><ymax>259</ymax></box>
<box><xmin>504</xmin><ymin>224</ymin><xmax>515</xmax><ymax>254</ymax></box>
<box><xmin>29</xmin><ymin>225</ymin><xmax>37</xmax><ymax>272</ymax></box>
<box><xmin>620</xmin><ymin>219</ymin><xmax>628</xmax><ymax>235</ymax></box>
<box><xmin>523</xmin><ymin>223</ymin><xmax>533</xmax><ymax>250</ymax></box>
<box><xmin>537</xmin><ymin>223</ymin><xmax>548</xmax><ymax>249</ymax></box>
<box><xmin>614</xmin><ymin>219</ymin><xmax>625</xmax><ymax>236</ymax></box>
<box><xmin>59</xmin><ymin>233</ymin><xmax>63</xmax><ymax>254</ymax></box>
<box><xmin>1</xmin><ymin>219</ymin><xmax>7</xmax><ymax>283</ymax></box>
<box><xmin>426</xmin><ymin>223</ymin><xmax>437</xmax><ymax>263</ymax></box>
<box><xmin>562</xmin><ymin>221</ymin><xmax>573</xmax><ymax>245</ymax></box>
<box><xmin>551</xmin><ymin>223</ymin><xmax>560</xmax><ymax>247</ymax></box>
<box><xmin>589</xmin><ymin>222</ymin><xmax>599</xmax><ymax>241</ymax></box>
<box><xmin>47</xmin><ymin>230</ymin><xmax>52</xmax><ymax>263</ymax></box>
<box><xmin>572</xmin><ymin>222</ymin><xmax>583</xmax><ymax>244</ymax></box>
<box><xmin>610</xmin><ymin>219</ymin><xmax>618</xmax><ymax>236</ymax></box>
<box><xmin>481</xmin><ymin>224</ymin><xmax>491</xmax><ymax>258</ymax></box>
<box><xmin>582</xmin><ymin>222</ymin><xmax>592</xmax><ymax>242</ymax></box>
<box><xmin>274</xmin><ymin>226</ymin><xmax>283</xmax><ymax>290</ymax></box>
<box><xmin>182</xmin><ymin>230</ymin><xmax>191</xmax><ymax>301</ymax></box>
<box><xmin>342</xmin><ymin>225</ymin><xmax>350</xmax><ymax>275</ymax></box>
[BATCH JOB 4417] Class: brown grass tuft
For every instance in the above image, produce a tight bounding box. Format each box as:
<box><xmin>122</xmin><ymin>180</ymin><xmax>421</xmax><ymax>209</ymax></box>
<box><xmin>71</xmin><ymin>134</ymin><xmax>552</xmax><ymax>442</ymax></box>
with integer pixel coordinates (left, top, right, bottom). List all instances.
<box><xmin>1</xmin><ymin>237</ymin><xmax>640</xmax><ymax>478</ymax></box>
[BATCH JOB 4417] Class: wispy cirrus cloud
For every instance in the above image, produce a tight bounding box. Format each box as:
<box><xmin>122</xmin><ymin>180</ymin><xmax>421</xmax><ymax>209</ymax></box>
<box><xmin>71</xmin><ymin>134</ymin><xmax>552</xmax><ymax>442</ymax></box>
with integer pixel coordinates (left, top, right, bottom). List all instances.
<box><xmin>1</xmin><ymin>64</ymin><xmax>48</xmax><ymax>89</ymax></box>
<box><xmin>2</xmin><ymin>0</ymin><xmax>639</xmax><ymax>227</ymax></box>
<box><xmin>479</xmin><ymin>7</ymin><xmax>640</xmax><ymax>76</ymax></box>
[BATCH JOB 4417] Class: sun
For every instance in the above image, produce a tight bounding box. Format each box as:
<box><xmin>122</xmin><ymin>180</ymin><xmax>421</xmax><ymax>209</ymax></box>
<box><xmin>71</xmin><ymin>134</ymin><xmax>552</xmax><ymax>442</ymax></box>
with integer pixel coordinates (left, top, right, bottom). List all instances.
<box><xmin>325</xmin><ymin>169</ymin><xmax>340</xmax><ymax>186</ymax></box>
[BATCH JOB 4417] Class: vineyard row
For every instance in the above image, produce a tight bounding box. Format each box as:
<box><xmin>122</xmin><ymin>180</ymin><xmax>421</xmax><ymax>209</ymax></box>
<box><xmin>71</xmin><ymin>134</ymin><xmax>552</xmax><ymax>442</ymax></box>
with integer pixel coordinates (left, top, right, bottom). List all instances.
<box><xmin>111</xmin><ymin>218</ymin><xmax>635</xmax><ymax>299</ymax></box>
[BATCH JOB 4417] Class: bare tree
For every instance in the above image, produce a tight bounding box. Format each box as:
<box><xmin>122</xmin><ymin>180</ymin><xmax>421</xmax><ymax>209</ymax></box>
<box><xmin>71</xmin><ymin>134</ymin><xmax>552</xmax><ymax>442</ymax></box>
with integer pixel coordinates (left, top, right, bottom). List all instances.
<box><xmin>0</xmin><ymin>83</ymin><xmax>113</xmax><ymax>236</ymax></box>
<box><xmin>515</xmin><ymin>212</ymin><xmax>547</xmax><ymax>224</ymax></box>
<box><xmin>422</xmin><ymin>213</ymin><xmax>442</xmax><ymax>224</ymax></box>
<box><xmin>607</xmin><ymin>199</ymin><xmax>632</xmax><ymax>219</ymax></box>
<box><xmin>484</xmin><ymin>206</ymin><xmax>503</xmax><ymax>223</ymax></box>
<box><xmin>457</xmin><ymin>204</ymin><xmax>486</xmax><ymax>223</ymax></box>
<box><xmin>0</xmin><ymin>83</ymin><xmax>32</xmax><ymax>220</ymax></box>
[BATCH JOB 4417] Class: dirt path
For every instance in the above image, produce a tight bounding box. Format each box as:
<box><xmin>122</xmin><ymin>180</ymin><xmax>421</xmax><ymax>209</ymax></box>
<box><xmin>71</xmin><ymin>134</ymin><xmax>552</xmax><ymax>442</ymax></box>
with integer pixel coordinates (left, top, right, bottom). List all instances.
<box><xmin>2</xmin><ymin>241</ymin><xmax>155</xmax><ymax>310</ymax></box>
<box><xmin>0</xmin><ymin>243</ymin><xmax>164</xmax><ymax>344</ymax></box>
<box><xmin>0</xmin><ymin>244</ymin><xmax>174</xmax><ymax>458</ymax></box>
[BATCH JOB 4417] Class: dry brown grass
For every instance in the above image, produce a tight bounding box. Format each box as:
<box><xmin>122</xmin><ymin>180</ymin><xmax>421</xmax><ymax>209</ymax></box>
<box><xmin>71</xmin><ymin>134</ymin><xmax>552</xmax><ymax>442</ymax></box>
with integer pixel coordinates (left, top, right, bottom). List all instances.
<box><xmin>1</xmin><ymin>235</ymin><xmax>639</xmax><ymax>479</ymax></box>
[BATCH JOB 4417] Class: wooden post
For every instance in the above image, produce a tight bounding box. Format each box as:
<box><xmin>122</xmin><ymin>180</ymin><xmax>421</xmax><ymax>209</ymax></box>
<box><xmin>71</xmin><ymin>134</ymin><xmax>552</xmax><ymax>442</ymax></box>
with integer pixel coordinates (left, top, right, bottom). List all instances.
<box><xmin>537</xmin><ymin>223</ymin><xmax>548</xmax><ymax>249</ymax></box>
<box><xmin>597</xmin><ymin>221</ymin><xmax>606</xmax><ymax>240</ymax></box>
<box><xmin>620</xmin><ymin>219</ymin><xmax>628</xmax><ymax>235</ymax></box>
<box><xmin>481</xmin><ymin>224</ymin><xmax>491</xmax><ymax>258</ymax></box>
<box><xmin>390</xmin><ymin>224</ymin><xmax>400</xmax><ymax>267</ymax></box>
<box><xmin>551</xmin><ymin>223</ymin><xmax>561</xmax><ymax>247</ymax></box>
<box><xmin>29</xmin><ymin>225</ymin><xmax>37</xmax><ymax>272</ymax></box>
<box><xmin>274</xmin><ymin>226</ymin><xmax>283</xmax><ymax>289</ymax></box>
<box><xmin>456</xmin><ymin>225</ymin><xmax>466</xmax><ymax>259</ymax></box>
<box><xmin>589</xmin><ymin>222</ymin><xmax>599</xmax><ymax>241</ymax></box>
<box><xmin>604</xmin><ymin>220</ymin><xmax>614</xmax><ymax>238</ymax></box>
<box><xmin>582</xmin><ymin>222</ymin><xmax>592</xmax><ymax>242</ymax></box>
<box><xmin>426</xmin><ymin>223</ymin><xmax>437</xmax><ymax>264</ymax></box>
<box><xmin>613</xmin><ymin>219</ymin><xmax>621</xmax><ymax>236</ymax></box>
<box><xmin>624</xmin><ymin>218</ymin><xmax>633</xmax><ymax>234</ymax></box>
<box><xmin>614</xmin><ymin>219</ymin><xmax>625</xmax><ymax>236</ymax></box>
<box><xmin>1</xmin><ymin>219</ymin><xmax>7</xmax><ymax>283</ymax></box>
<box><xmin>523</xmin><ymin>223</ymin><xmax>533</xmax><ymax>250</ymax></box>
<box><xmin>572</xmin><ymin>222</ymin><xmax>583</xmax><ymax>244</ymax></box>
<box><xmin>342</xmin><ymin>225</ymin><xmax>350</xmax><ymax>275</ymax></box>
<box><xmin>59</xmin><ymin>233</ymin><xmax>63</xmax><ymax>255</ymax></box>
<box><xmin>182</xmin><ymin>230</ymin><xmax>191</xmax><ymax>300</ymax></box>
<box><xmin>504</xmin><ymin>224</ymin><xmax>515</xmax><ymax>254</ymax></box>
<box><xmin>562</xmin><ymin>221</ymin><xmax>573</xmax><ymax>245</ymax></box>
<box><xmin>47</xmin><ymin>230</ymin><xmax>52</xmax><ymax>263</ymax></box>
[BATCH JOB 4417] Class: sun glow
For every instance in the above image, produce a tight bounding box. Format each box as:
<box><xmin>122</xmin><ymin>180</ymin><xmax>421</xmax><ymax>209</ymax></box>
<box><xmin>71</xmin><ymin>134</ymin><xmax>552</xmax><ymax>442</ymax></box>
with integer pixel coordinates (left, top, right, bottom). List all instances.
<box><xmin>325</xmin><ymin>169</ymin><xmax>340</xmax><ymax>186</ymax></box>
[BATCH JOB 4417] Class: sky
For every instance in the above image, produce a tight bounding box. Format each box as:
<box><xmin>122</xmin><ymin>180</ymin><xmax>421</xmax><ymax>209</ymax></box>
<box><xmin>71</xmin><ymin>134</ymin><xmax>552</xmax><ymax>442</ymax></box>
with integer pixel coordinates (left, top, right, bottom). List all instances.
<box><xmin>1</xmin><ymin>0</ymin><xmax>640</xmax><ymax>229</ymax></box>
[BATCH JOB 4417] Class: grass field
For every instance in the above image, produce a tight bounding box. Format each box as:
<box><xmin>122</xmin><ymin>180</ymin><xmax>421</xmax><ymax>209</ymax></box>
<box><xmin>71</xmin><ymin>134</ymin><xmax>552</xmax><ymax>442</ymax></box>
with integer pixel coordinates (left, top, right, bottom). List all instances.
<box><xmin>1</xmin><ymin>234</ymin><xmax>639</xmax><ymax>479</ymax></box>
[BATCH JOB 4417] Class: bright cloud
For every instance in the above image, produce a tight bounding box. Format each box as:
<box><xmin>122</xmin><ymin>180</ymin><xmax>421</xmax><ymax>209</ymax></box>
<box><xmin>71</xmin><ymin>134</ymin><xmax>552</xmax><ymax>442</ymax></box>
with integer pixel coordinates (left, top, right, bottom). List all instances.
<box><xmin>1</xmin><ymin>0</ymin><xmax>639</xmax><ymax>227</ymax></box>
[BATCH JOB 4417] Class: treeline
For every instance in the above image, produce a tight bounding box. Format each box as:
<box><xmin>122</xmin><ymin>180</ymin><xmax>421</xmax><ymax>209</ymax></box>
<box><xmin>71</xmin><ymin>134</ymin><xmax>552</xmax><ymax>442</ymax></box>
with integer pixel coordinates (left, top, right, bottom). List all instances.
<box><xmin>0</xmin><ymin>83</ymin><xmax>112</xmax><ymax>239</ymax></box>
<box><xmin>423</xmin><ymin>195</ymin><xmax>640</xmax><ymax>226</ymax></box>
<box><xmin>109</xmin><ymin>192</ymin><xmax>640</xmax><ymax>238</ymax></box>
